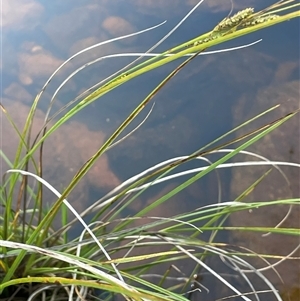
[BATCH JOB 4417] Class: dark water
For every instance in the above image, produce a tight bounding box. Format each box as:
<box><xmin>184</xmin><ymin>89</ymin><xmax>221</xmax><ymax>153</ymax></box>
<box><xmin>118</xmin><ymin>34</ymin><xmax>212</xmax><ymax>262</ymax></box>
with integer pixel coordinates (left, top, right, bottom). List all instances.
<box><xmin>1</xmin><ymin>1</ymin><xmax>299</xmax><ymax>300</ymax></box>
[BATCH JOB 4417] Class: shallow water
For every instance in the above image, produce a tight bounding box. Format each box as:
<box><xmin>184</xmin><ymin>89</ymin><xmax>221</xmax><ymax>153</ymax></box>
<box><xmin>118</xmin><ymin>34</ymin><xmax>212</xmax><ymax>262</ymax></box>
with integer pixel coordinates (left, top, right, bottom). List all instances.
<box><xmin>1</xmin><ymin>1</ymin><xmax>299</xmax><ymax>300</ymax></box>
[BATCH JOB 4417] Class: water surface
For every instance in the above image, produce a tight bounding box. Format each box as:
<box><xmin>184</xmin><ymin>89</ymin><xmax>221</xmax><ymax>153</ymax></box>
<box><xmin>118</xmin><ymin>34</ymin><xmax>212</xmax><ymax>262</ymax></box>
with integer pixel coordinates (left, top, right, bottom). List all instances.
<box><xmin>1</xmin><ymin>1</ymin><xmax>299</xmax><ymax>300</ymax></box>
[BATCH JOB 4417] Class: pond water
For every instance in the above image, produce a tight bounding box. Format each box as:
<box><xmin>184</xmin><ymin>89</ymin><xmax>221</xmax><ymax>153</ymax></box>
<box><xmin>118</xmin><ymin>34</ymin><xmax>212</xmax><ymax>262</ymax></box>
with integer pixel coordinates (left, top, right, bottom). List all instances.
<box><xmin>1</xmin><ymin>1</ymin><xmax>299</xmax><ymax>300</ymax></box>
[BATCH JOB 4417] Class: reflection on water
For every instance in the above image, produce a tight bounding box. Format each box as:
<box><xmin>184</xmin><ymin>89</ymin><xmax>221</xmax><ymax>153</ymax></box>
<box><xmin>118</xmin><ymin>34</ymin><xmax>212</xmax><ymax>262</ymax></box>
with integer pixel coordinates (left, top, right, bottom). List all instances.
<box><xmin>1</xmin><ymin>0</ymin><xmax>299</xmax><ymax>300</ymax></box>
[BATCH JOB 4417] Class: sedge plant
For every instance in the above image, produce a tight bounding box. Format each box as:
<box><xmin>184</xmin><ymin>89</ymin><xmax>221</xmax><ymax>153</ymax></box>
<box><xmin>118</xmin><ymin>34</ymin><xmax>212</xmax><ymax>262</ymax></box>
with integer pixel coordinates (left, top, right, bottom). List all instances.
<box><xmin>0</xmin><ymin>0</ymin><xmax>300</xmax><ymax>300</ymax></box>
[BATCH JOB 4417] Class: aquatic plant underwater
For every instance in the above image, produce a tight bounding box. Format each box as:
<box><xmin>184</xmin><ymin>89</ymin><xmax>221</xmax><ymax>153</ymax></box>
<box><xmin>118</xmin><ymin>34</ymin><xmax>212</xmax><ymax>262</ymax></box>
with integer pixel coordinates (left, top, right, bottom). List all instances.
<box><xmin>0</xmin><ymin>1</ymin><xmax>299</xmax><ymax>300</ymax></box>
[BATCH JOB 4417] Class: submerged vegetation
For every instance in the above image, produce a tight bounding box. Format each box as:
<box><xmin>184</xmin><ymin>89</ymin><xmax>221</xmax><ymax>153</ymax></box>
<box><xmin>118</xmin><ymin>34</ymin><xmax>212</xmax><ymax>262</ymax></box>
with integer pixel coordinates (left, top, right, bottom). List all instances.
<box><xmin>1</xmin><ymin>1</ymin><xmax>299</xmax><ymax>300</ymax></box>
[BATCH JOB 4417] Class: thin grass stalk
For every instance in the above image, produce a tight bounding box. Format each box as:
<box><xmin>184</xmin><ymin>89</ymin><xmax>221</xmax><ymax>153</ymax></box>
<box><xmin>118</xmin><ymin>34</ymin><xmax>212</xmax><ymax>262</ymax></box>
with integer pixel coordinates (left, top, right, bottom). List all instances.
<box><xmin>3</xmin><ymin>52</ymin><xmax>202</xmax><ymax>283</ymax></box>
<box><xmin>11</xmin><ymin>4</ymin><xmax>300</xmax><ymax>170</ymax></box>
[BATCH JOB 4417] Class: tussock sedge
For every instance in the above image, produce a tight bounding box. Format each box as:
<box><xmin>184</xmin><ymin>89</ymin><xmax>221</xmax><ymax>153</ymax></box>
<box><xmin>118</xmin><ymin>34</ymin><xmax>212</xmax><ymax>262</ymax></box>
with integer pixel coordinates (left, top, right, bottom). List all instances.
<box><xmin>1</xmin><ymin>0</ymin><xmax>299</xmax><ymax>300</ymax></box>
